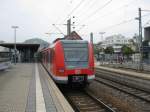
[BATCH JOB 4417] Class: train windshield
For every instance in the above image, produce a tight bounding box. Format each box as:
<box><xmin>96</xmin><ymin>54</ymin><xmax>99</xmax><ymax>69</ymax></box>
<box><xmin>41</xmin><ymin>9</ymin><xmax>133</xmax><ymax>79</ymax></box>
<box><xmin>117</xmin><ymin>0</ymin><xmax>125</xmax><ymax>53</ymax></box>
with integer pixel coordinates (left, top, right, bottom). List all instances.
<box><xmin>63</xmin><ymin>42</ymin><xmax>88</xmax><ymax>69</ymax></box>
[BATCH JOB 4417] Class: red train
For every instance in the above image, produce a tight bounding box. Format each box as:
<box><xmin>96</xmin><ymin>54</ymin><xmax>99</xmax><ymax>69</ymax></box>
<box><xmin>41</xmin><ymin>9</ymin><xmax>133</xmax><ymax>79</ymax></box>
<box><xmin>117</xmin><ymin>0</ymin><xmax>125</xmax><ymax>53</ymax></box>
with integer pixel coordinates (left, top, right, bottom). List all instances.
<box><xmin>40</xmin><ymin>40</ymin><xmax>95</xmax><ymax>85</ymax></box>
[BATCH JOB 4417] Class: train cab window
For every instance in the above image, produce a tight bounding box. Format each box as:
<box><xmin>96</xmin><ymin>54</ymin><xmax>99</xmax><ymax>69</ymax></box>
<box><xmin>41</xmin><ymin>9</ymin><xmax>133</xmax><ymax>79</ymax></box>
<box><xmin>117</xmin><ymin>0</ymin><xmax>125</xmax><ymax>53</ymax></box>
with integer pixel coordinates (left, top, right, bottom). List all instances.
<box><xmin>64</xmin><ymin>47</ymin><xmax>88</xmax><ymax>62</ymax></box>
<box><xmin>62</xmin><ymin>42</ymin><xmax>89</xmax><ymax>69</ymax></box>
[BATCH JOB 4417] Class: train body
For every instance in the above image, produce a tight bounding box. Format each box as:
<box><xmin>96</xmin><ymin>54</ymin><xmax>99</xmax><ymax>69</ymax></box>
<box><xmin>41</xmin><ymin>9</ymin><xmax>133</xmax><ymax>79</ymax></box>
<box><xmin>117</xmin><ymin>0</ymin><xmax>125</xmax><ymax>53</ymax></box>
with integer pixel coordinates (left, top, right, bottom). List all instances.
<box><xmin>40</xmin><ymin>40</ymin><xmax>95</xmax><ymax>84</ymax></box>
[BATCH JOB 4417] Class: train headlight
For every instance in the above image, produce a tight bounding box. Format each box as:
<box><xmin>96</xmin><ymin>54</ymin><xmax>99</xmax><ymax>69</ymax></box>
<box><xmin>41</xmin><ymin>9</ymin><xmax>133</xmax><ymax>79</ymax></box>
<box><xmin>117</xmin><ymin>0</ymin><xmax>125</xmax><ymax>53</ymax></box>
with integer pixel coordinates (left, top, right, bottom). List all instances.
<box><xmin>90</xmin><ymin>67</ymin><xmax>95</xmax><ymax>71</ymax></box>
<box><xmin>58</xmin><ymin>68</ymin><xmax>64</xmax><ymax>73</ymax></box>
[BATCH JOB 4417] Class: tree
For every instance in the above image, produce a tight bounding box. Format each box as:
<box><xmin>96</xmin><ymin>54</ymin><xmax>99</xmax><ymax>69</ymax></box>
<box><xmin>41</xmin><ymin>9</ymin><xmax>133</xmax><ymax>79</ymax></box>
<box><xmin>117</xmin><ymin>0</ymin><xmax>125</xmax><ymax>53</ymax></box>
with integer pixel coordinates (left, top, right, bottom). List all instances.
<box><xmin>104</xmin><ymin>46</ymin><xmax>114</xmax><ymax>54</ymax></box>
<box><xmin>94</xmin><ymin>45</ymin><xmax>99</xmax><ymax>55</ymax></box>
<box><xmin>121</xmin><ymin>45</ymin><xmax>133</xmax><ymax>59</ymax></box>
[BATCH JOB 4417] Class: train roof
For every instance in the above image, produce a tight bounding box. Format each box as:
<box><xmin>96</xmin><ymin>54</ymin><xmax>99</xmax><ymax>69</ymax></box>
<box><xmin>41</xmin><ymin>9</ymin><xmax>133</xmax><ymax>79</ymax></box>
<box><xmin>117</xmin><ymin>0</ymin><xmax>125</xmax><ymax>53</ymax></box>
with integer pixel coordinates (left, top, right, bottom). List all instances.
<box><xmin>40</xmin><ymin>40</ymin><xmax>89</xmax><ymax>52</ymax></box>
<box><xmin>59</xmin><ymin>40</ymin><xmax>88</xmax><ymax>44</ymax></box>
<box><xmin>50</xmin><ymin>40</ymin><xmax>88</xmax><ymax>48</ymax></box>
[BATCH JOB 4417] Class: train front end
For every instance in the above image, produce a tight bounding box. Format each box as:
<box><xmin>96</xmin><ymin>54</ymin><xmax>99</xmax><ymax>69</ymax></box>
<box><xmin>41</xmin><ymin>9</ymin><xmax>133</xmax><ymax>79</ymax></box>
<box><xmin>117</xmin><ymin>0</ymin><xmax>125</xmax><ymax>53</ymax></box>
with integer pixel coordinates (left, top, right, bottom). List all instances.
<box><xmin>56</xmin><ymin>40</ymin><xmax>95</xmax><ymax>85</ymax></box>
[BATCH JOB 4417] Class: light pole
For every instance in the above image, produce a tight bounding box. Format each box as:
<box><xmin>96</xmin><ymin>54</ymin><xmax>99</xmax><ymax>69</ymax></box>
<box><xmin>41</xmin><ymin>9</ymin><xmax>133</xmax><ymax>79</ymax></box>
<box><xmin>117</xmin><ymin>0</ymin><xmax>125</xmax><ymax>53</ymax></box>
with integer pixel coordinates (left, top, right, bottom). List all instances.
<box><xmin>12</xmin><ymin>26</ymin><xmax>19</xmax><ymax>65</ymax></box>
<box><xmin>135</xmin><ymin>8</ymin><xmax>150</xmax><ymax>70</ymax></box>
<box><xmin>138</xmin><ymin>8</ymin><xmax>143</xmax><ymax>71</ymax></box>
<box><xmin>135</xmin><ymin>8</ymin><xmax>143</xmax><ymax>70</ymax></box>
<box><xmin>99</xmin><ymin>32</ymin><xmax>105</xmax><ymax>65</ymax></box>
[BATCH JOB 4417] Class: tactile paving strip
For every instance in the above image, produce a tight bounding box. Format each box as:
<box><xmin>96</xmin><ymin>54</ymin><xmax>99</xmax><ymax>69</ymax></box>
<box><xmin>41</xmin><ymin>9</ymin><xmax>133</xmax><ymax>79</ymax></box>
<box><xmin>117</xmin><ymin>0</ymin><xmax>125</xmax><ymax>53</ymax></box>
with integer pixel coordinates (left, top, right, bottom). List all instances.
<box><xmin>25</xmin><ymin>66</ymin><xmax>36</xmax><ymax>112</ymax></box>
<box><xmin>38</xmin><ymin>65</ymin><xmax>57</xmax><ymax>112</ymax></box>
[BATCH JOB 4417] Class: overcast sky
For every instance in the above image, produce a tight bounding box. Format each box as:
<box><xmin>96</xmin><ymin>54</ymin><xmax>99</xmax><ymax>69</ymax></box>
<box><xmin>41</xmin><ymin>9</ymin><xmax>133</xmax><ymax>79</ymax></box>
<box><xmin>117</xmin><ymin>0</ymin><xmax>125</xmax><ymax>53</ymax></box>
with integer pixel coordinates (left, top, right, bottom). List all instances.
<box><xmin>0</xmin><ymin>0</ymin><xmax>150</xmax><ymax>43</ymax></box>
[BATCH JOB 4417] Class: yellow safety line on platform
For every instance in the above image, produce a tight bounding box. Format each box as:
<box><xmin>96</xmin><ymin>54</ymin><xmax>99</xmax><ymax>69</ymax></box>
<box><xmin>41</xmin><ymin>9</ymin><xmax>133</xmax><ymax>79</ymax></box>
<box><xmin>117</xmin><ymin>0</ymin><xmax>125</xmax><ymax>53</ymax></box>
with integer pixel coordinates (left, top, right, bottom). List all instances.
<box><xmin>35</xmin><ymin>63</ymin><xmax>46</xmax><ymax>112</ymax></box>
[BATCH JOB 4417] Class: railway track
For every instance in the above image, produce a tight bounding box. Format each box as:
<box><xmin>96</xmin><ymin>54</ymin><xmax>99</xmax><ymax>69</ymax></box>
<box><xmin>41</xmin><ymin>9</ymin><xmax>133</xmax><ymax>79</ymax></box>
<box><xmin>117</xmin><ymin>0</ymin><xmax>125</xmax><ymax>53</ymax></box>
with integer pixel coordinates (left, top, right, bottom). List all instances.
<box><xmin>95</xmin><ymin>68</ymin><xmax>150</xmax><ymax>111</ymax></box>
<box><xmin>95</xmin><ymin>77</ymin><xmax>150</xmax><ymax>103</ymax></box>
<box><xmin>95</xmin><ymin>68</ymin><xmax>150</xmax><ymax>93</ymax></box>
<box><xmin>63</xmin><ymin>88</ymin><xmax>117</xmax><ymax>112</ymax></box>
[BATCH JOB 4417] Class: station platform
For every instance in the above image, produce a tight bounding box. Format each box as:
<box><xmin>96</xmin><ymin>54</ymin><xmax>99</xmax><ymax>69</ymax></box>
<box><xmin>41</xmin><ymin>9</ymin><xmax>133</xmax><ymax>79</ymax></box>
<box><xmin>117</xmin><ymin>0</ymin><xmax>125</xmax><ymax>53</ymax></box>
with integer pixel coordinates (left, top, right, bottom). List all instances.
<box><xmin>96</xmin><ymin>65</ymin><xmax>150</xmax><ymax>80</ymax></box>
<box><xmin>0</xmin><ymin>63</ymin><xmax>74</xmax><ymax>112</ymax></box>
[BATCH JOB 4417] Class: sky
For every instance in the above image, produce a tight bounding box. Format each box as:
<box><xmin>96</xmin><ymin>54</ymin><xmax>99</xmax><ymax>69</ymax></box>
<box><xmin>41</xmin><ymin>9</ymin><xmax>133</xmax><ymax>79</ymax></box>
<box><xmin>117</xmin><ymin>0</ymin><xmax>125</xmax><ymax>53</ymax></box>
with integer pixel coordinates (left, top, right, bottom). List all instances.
<box><xmin>0</xmin><ymin>0</ymin><xmax>150</xmax><ymax>43</ymax></box>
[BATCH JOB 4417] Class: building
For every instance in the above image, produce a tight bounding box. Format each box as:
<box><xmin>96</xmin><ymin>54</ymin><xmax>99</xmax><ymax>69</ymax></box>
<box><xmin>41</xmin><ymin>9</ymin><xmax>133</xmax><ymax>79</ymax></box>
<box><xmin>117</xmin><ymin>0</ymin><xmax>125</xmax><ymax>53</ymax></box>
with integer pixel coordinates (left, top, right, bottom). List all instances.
<box><xmin>102</xmin><ymin>34</ymin><xmax>130</xmax><ymax>53</ymax></box>
<box><xmin>144</xmin><ymin>26</ymin><xmax>150</xmax><ymax>41</ymax></box>
<box><xmin>144</xmin><ymin>26</ymin><xmax>150</xmax><ymax>62</ymax></box>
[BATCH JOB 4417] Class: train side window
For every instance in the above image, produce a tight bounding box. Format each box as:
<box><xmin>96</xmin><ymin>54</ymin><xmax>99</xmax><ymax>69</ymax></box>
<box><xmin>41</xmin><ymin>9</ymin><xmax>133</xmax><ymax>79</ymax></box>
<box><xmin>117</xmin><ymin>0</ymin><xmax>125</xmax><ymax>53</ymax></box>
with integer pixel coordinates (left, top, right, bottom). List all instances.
<box><xmin>50</xmin><ymin>49</ymin><xmax>54</xmax><ymax>63</ymax></box>
<box><xmin>50</xmin><ymin>49</ymin><xmax>52</xmax><ymax>63</ymax></box>
<box><xmin>48</xmin><ymin>51</ymin><xmax>50</xmax><ymax>63</ymax></box>
<box><xmin>47</xmin><ymin>51</ymin><xmax>49</xmax><ymax>62</ymax></box>
<box><xmin>44</xmin><ymin>53</ymin><xmax>45</xmax><ymax>62</ymax></box>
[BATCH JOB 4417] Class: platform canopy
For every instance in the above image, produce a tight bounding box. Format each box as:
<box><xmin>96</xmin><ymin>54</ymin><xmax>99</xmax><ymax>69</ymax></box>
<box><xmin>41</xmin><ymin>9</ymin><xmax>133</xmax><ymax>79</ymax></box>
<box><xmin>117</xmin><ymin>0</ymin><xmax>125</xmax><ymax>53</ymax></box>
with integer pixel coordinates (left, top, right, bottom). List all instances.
<box><xmin>0</xmin><ymin>43</ymin><xmax>40</xmax><ymax>51</ymax></box>
<box><xmin>0</xmin><ymin>43</ymin><xmax>40</xmax><ymax>62</ymax></box>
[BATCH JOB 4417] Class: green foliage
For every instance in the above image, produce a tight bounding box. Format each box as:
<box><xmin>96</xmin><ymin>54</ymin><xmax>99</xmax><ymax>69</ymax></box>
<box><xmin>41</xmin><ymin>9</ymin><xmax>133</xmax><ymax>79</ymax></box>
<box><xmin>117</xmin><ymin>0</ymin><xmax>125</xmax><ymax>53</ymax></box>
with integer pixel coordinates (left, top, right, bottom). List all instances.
<box><xmin>104</xmin><ymin>46</ymin><xmax>114</xmax><ymax>54</ymax></box>
<box><xmin>121</xmin><ymin>45</ymin><xmax>133</xmax><ymax>55</ymax></box>
<box><xmin>94</xmin><ymin>47</ymin><xmax>98</xmax><ymax>54</ymax></box>
<box><xmin>94</xmin><ymin>47</ymin><xmax>100</xmax><ymax>55</ymax></box>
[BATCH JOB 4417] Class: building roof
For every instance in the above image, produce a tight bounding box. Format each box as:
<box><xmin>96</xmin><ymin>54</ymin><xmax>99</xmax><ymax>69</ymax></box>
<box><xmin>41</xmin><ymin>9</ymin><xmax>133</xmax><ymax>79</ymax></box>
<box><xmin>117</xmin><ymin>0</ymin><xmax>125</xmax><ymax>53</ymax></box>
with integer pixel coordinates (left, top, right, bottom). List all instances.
<box><xmin>53</xmin><ymin>31</ymin><xmax>82</xmax><ymax>43</ymax></box>
<box><xmin>64</xmin><ymin>31</ymin><xmax>82</xmax><ymax>40</ymax></box>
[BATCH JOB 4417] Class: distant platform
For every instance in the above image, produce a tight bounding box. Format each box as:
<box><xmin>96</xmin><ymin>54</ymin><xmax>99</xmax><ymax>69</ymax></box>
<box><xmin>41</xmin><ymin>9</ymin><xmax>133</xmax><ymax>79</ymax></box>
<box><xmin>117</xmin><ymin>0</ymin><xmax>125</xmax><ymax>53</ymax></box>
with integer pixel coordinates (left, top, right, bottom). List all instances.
<box><xmin>0</xmin><ymin>63</ymin><xmax>74</xmax><ymax>112</ymax></box>
<box><xmin>96</xmin><ymin>65</ymin><xmax>150</xmax><ymax>80</ymax></box>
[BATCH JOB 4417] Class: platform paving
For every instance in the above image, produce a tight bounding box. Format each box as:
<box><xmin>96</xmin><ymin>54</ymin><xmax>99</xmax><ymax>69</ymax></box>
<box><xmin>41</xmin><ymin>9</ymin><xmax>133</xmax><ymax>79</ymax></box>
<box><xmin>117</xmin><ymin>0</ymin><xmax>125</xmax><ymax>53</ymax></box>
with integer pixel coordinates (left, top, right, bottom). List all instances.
<box><xmin>0</xmin><ymin>63</ymin><xmax>33</xmax><ymax>112</ymax></box>
<box><xmin>0</xmin><ymin>63</ymin><xmax>74</xmax><ymax>112</ymax></box>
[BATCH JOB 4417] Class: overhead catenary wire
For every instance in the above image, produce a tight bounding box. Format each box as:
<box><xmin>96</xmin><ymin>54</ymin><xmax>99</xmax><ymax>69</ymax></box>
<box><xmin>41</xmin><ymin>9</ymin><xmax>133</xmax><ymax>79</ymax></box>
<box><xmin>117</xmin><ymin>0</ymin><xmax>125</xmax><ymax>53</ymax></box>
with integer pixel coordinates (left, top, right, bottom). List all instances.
<box><xmin>76</xmin><ymin>25</ymin><xmax>86</xmax><ymax>32</ymax></box>
<box><xmin>75</xmin><ymin>0</ymin><xmax>100</xmax><ymax>19</ymax></box>
<box><xmin>78</xmin><ymin>0</ymin><xmax>138</xmax><ymax>25</ymax></box>
<box><xmin>47</xmin><ymin>0</ymin><xmax>87</xmax><ymax>35</ymax></box>
<box><xmin>53</xmin><ymin>0</ymin><xmax>135</xmax><ymax>35</ymax></box>
<box><xmin>49</xmin><ymin>0</ymin><xmax>149</xmax><ymax>38</ymax></box>
<box><xmin>60</xmin><ymin>0</ymin><xmax>86</xmax><ymax>24</ymax></box>
<box><xmin>76</xmin><ymin>0</ymin><xmax>139</xmax><ymax>33</ymax></box>
<box><xmin>75</xmin><ymin>0</ymin><xmax>114</xmax><ymax>32</ymax></box>
<box><xmin>100</xmin><ymin>14</ymin><xmax>150</xmax><ymax>32</ymax></box>
<box><xmin>49</xmin><ymin>0</ymin><xmax>86</xmax><ymax>36</ymax></box>
<box><xmin>78</xmin><ymin>6</ymin><xmax>150</xmax><ymax>34</ymax></box>
<box><xmin>52</xmin><ymin>24</ymin><xmax>65</xmax><ymax>36</ymax></box>
<box><xmin>142</xmin><ymin>13</ymin><xmax>150</xmax><ymax>27</ymax></box>
<box><xmin>47</xmin><ymin>1</ymin><xmax>74</xmax><ymax>34</ymax></box>
<box><xmin>100</xmin><ymin>18</ymin><xmax>134</xmax><ymax>31</ymax></box>
<box><xmin>80</xmin><ymin>12</ymin><xmax>150</xmax><ymax>36</ymax></box>
<box><xmin>78</xmin><ymin>0</ymin><xmax>112</xmax><ymax>24</ymax></box>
